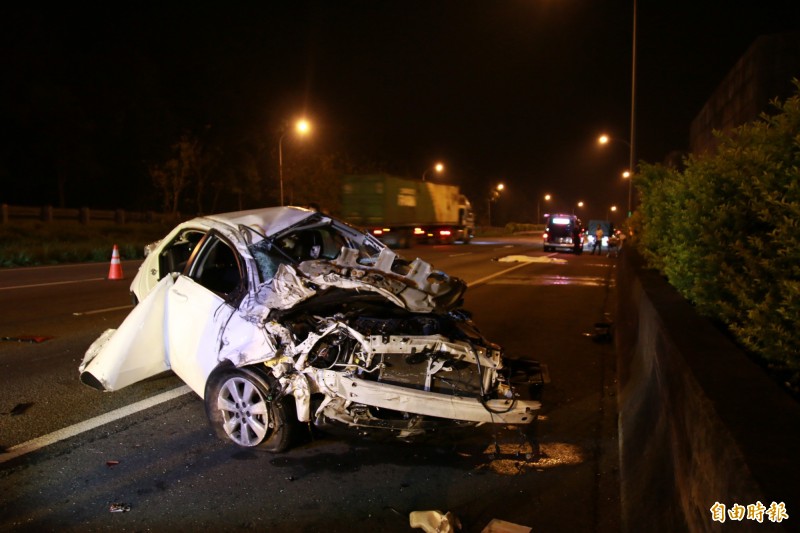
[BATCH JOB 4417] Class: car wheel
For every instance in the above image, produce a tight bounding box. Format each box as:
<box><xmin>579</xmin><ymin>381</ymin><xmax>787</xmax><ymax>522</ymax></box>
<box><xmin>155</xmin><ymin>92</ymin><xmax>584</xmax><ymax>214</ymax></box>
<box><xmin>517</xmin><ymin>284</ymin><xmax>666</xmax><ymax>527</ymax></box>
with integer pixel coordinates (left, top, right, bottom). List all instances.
<box><xmin>204</xmin><ymin>367</ymin><xmax>293</xmax><ymax>452</ymax></box>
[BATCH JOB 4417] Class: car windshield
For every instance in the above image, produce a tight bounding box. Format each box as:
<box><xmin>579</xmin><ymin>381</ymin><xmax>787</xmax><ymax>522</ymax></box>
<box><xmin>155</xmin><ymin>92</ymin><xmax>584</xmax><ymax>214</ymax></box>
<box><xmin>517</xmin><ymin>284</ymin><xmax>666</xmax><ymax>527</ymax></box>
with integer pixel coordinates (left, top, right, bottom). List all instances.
<box><xmin>242</xmin><ymin>220</ymin><xmax>385</xmax><ymax>283</ymax></box>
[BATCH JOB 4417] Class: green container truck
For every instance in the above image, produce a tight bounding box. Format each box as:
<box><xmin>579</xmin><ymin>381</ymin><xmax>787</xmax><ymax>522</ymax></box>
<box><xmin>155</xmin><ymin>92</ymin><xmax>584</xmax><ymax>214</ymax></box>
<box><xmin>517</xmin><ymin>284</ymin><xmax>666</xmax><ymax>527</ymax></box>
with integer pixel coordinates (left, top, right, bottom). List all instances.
<box><xmin>342</xmin><ymin>174</ymin><xmax>475</xmax><ymax>247</ymax></box>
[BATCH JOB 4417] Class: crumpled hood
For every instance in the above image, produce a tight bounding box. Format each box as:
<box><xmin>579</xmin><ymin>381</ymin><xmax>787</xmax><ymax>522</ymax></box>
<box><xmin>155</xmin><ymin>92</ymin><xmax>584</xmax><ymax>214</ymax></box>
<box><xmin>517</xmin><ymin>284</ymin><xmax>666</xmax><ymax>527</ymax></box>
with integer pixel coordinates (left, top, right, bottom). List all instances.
<box><xmin>248</xmin><ymin>247</ymin><xmax>466</xmax><ymax>315</ymax></box>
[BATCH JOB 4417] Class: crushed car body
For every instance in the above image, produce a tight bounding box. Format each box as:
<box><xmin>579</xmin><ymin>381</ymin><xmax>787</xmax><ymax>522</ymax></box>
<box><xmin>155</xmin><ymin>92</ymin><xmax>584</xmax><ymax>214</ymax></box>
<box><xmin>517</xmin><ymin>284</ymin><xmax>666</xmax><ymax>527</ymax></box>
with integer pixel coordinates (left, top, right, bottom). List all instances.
<box><xmin>79</xmin><ymin>207</ymin><xmax>543</xmax><ymax>451</ymax></box>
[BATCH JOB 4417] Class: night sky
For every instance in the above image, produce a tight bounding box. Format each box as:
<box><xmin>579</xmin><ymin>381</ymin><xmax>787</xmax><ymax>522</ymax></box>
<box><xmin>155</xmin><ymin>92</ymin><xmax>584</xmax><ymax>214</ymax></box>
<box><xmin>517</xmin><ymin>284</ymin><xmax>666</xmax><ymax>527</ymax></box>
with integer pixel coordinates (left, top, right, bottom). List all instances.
<box><xmin>2</xmin><ymin>1</ymin><xmax>799</xmax><ymax>223</ymax></box>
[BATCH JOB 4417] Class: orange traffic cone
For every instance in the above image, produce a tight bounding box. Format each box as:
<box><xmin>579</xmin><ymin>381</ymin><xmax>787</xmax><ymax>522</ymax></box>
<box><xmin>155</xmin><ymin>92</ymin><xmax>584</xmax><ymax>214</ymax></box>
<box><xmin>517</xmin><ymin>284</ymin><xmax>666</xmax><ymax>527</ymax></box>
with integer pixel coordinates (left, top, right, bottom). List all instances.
<box><xmin>107</xmin><ymin>244</ymin><xmax>124</xmax><ymax>280</ymax></box>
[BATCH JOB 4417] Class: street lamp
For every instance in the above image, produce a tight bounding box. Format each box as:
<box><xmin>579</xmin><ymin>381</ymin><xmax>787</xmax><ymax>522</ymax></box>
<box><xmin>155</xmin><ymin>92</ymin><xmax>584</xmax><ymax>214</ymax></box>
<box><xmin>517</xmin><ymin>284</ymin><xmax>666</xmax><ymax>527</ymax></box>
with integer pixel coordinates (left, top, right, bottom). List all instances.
<box><xmin>575</xmin><ymin>201</ymin><xmax>584</xmax><ymax>215</ymax></box>
<box><xmin>598</xmin><ymin>134</ymin><xmax>634</xmax><ymax>217</ymax></box>
<box><xmin>422</xmin><ymin>162</ymin><xmax>445</xmax><ymax>181</ymax></box>
<box><xmin>598</xmin><ymin>0</ymin><xmax>637</xmax><ymax>216</ymax></box>
<box><xmin>487</xmin><ymin>182</ymin><xmax>505</xmax><ymax>226</ymax></box>
<box><xmin>279</xmin><ymin>118</ymin><xmax>312</xmax><ymax>206</ymax></box>
<box><xmin>607</xmin><ymin>204</ymin><xmax>618</xmax><ymax>221</ymax></box>
<box><xmin>537</xmin><ymin>193</ymin><xmax>551</xmax><ymax>223</ymax></box>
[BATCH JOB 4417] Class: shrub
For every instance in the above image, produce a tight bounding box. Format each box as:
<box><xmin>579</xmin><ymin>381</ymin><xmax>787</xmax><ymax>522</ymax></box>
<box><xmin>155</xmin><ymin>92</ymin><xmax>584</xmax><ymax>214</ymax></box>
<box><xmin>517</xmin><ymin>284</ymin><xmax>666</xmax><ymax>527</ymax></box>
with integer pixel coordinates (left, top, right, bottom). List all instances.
<box><xmin>635</xmin><ymin>81</ymin><xmax>800</xmax><ymax>369</ymax></box>
<box><xmin>0</xmin><ymin>220</ymin><xmax>171</xmax><ymax>267</ymax></box>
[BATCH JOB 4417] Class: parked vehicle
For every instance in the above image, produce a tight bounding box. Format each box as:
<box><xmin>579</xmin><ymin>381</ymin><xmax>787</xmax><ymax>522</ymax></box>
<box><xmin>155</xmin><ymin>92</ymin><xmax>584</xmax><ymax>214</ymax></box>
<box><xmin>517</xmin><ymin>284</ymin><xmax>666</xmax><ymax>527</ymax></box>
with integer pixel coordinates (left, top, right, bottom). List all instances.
<box><xmin>341</xmin><ymin>174</ymin><xmax>475</xmax><ymax>247</ymax></box>
<box><xmin>542</xmin><ymin>214</ymin><xmax>584</xmax><ymax>254</ymax></box>
<box><xmin>80</xmin><ymin>207</ymin><xmax>544</xmax><ymax>452</ymax></box>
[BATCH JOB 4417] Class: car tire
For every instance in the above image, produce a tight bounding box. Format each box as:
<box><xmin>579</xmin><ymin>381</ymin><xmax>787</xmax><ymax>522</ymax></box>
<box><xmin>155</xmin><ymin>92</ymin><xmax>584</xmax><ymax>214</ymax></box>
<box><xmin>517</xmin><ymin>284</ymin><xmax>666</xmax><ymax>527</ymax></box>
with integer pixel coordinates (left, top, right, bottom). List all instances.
<box><xmin>204</xmin><ymin>367</ymin><xmax>293</xmax><ymax>452</ymax></box>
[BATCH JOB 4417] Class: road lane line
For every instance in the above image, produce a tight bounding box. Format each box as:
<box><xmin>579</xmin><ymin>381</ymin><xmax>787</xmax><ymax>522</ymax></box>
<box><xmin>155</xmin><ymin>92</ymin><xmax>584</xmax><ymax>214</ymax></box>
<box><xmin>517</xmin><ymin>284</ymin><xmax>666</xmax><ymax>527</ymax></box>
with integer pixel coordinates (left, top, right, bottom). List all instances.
<box><xmin>0</xmin><ymin>385</ymin><xmax>192</xmax><ymax>464</ymax></box>
<box><xmin>467</xmin><ymin>262</ymin><xmax>534</xmax><ymax>288</ymax></box>
<box><xmin>73</xmin><ymin>305</ymin><xmax>134</xmax><ymax>316</ymax></box>
<box><xmin>0</xmin><ymin>278</ymin><xmax>106</xmax><ymax>291</ymax></box>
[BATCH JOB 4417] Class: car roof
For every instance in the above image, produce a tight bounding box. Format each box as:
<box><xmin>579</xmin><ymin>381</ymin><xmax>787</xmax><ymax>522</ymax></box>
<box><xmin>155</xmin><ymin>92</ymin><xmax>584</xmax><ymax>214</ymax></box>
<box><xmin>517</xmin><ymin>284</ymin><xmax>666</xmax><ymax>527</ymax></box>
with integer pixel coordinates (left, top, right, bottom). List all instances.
<box><xmin>201</xmin><ymin>206</ymin><xmax>317</xmax><ymax>236</ymax></box>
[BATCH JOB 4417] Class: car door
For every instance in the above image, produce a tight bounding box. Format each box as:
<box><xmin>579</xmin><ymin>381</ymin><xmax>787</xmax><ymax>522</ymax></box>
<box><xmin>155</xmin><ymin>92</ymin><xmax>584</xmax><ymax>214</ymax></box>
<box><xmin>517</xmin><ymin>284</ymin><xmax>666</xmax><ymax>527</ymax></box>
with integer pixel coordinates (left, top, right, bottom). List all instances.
<box><xmin>165</xmin><ymin>233</ymin><xmax>248</xmax><ymax>397</ymax></box>
<box><xmin>79</xmin><ymin>274</ymin><xmax>174</xmax><ymax>391</ymax></box>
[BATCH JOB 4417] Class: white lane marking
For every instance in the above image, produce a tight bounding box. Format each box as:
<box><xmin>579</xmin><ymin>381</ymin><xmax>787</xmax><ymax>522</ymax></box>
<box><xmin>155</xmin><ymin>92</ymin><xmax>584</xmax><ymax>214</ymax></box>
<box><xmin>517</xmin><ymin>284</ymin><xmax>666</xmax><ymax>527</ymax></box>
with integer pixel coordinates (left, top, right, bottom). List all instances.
<box><xmin>0</xmin><ymin>278</ymin><xmax>106</xmax><ymax>291</ymax></box>
<box><xmin>0</xmin><ymin>385</ymin><xmax>192</xmax><ymax>464</ymax></box>
<box><xmin>488</xmin><ymin>275</ymin><xmax>612</xmax><ymax>287</ymax></box>
<box><xmin>73</xmin><ymin>305</ymin><xmax>134</xmax><ymax>316</ymax></box>
<box><xmin>467</xmin><ymin>262</ymin><xmax>534</xmax><ymax>287</ymax></box>
<box><xmin>448</xmin><ymin>252</ymin><xmax>473</xmax><ymax>257</ymax></box>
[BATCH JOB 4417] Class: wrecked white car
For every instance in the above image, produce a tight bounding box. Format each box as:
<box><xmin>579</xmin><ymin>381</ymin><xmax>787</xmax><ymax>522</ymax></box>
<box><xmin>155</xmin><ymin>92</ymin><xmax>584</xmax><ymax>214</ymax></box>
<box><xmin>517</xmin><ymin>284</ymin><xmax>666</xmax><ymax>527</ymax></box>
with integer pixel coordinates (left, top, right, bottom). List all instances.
<box><xmin>80</xmin><ymin>207</ymin><xmax>543</xmax><ymax>452</ymax></box>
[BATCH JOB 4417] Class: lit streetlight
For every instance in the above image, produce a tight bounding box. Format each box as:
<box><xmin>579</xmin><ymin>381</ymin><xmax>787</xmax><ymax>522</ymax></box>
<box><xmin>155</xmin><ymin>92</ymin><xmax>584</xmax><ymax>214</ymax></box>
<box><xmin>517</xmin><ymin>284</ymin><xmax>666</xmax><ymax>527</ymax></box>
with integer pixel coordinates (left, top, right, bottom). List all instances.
<box><xmin>487</xmin><ymin>182</ymin><xmax>505</xmax><ymax>226</ymax></box>
<box><xmin>279</xmin><ymin>118</ymin><xmax>312</xmax><ymax>206</ymax></box>
<box><xmin>422</xmin><ymin>162</ymin><xmax>445</xmax><ymax>181</ymax></box>
<box><xmin>537</xmin><ymin>193</ymin><xmax>551</xmax><ymax>223</ymax></box>
<box><xmin>597</xmin><ymin>133</ymin><xmax>631</xmax><ymax>149</ymax></box>
<box><xmin>607</xmin><ymin>204</ymin><xmax>618</xmax><ymax>221</ymax></box>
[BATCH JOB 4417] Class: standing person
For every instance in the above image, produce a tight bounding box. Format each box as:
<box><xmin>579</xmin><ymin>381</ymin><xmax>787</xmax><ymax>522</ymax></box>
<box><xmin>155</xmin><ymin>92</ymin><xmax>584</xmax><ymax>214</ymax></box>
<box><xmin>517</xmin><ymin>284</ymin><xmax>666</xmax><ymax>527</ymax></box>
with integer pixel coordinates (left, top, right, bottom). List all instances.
<box><xmin>592</xmin><ymin>224</ymin><xmax>604</xmax><ymax>255</ymax></box>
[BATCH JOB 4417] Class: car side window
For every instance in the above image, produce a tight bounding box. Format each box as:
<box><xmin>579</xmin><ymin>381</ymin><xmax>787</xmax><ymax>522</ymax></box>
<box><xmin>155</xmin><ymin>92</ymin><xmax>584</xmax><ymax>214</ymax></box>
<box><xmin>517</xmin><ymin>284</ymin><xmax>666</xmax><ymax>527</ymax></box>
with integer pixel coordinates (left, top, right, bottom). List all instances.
<box><xmin>188</xmin><ymin>235</ymin><xmax>244</xmax><ymax>298</ymax></box>
<box><xmin>159</xmin><ymin>229</ymin><xmax>206</xmax><ymax>280</ymax></box>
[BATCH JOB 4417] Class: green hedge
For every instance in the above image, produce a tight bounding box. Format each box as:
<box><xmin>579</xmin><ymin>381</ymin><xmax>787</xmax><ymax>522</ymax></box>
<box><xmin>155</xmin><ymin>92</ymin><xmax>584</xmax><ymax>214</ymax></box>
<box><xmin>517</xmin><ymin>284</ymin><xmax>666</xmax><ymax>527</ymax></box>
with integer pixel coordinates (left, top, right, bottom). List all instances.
<box><xmin>0</xmin><ymin>220</ymin><xmax>172</xmax><ymax>267</ymax></box>
<box><xmin>635</xmin><ymin>82</ymin><xmax>800</xmax><ymax>369</ymax></box>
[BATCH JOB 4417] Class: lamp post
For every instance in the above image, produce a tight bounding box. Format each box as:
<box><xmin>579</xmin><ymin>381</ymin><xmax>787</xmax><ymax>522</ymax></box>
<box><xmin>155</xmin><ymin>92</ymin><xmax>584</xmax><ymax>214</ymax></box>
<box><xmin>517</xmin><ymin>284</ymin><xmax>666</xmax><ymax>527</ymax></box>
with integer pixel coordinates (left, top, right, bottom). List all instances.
<box><xmin>487</xmin><ymin>182</ymin><xmax>505</xmax><ymax>226</ymax></box>
<box><xmin>279</xmin><ymin>118</ymin><xmax>312</xmax><ymax>206</ymax></box>
<box><xmin>630</xmin><ymin>0</ymin><xmax>637</xmax><ymax>216</ymax></box>
<box><xmin>597</xmin><ymin>1</ymin><xmax>637</xmax><ymax>217</ymax></box>
<box><xmin>422</xmin><ymin>162</ymin><xmax>444</xmax><ymax>181</ymax></box>
<box><xmin>537</xmin><ymin>193</ymin><xmax>551</xmax><ymax>223</ymax></box>
<box><xmin>575</xmin><ymin>201</ymin><xmax>584</xmax><ymax>215</ymax></box>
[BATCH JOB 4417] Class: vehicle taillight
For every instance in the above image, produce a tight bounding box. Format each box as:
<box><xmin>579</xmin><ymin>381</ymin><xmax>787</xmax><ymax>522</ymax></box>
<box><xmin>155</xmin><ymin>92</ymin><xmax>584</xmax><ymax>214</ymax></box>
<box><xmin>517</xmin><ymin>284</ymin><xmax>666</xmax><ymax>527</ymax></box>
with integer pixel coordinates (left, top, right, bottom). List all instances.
<box><xmin>439</xmin><ymin>230</ymin><xmax>452</xmax><ymax>236</ymax></box>
<box><xmin>372</xmin><ymin>229</ymin><xmax>383</xmax><ymax>236</ymax></box>
<box><xmin>413</xmin><ymin>227</ymin><xmax>425</xmax><ymax>235</ymax></box>
<box><xmin>543</xmin><ymin>232</ymin><xmax>549</xmax><ymax>239</ymax></box>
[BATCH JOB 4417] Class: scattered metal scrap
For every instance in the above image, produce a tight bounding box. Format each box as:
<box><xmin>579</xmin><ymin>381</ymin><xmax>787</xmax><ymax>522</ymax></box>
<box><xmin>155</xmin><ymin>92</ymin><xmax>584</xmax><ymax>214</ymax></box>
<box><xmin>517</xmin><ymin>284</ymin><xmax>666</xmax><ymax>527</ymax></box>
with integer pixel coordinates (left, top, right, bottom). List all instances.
<box><xmin>1</xmin><ymin>335</ymin><xmax>54</xmax><ymax>343</ymax></box>
<box><xmin>109</xmin><ymin>503</ymin><xmax>131</xmax><ymax>513</ymax></box>
<box><xmin>582</xmin><ymin>321</ymin><xmax>613</xmax><ymax>343</ymax></box>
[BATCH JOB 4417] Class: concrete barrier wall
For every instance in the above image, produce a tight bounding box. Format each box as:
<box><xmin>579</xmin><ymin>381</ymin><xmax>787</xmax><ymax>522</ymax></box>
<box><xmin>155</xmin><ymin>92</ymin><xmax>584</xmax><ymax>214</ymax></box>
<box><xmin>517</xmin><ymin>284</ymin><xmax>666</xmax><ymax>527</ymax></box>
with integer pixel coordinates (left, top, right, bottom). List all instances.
<box><xmin>616</xmin><ymin>249</ymin><xmax>800</xmax><ymax>532</ymax></box>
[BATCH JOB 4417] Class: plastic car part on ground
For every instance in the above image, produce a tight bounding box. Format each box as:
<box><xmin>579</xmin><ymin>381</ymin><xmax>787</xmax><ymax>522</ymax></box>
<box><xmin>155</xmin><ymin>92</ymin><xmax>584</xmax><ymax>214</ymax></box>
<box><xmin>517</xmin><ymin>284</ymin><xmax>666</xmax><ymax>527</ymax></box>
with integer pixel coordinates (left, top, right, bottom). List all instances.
<box><xmin>410</xmin><ymin>510</ymin><xmax>462</xmax><ymax>532</ymax></box>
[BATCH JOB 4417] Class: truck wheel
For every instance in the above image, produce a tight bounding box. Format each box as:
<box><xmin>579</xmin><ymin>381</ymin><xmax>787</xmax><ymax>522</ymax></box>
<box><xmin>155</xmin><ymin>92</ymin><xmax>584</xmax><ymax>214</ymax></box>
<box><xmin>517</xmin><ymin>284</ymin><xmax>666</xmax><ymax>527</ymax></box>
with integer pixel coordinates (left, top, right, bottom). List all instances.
<box><xmin>204</xmin><ymin>367</ymin><xmax>293</xmax><ymax>452</ymax></box>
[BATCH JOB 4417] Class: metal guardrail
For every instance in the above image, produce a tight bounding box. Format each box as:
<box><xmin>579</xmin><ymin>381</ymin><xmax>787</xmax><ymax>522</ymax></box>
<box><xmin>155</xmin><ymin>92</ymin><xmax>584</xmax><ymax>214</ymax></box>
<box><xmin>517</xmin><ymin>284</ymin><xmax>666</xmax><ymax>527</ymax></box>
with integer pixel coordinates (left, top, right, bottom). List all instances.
<box><xmin>1</xmin><ymin>204</ymin><xmax>174</xmax><ymax>224</ymax></box>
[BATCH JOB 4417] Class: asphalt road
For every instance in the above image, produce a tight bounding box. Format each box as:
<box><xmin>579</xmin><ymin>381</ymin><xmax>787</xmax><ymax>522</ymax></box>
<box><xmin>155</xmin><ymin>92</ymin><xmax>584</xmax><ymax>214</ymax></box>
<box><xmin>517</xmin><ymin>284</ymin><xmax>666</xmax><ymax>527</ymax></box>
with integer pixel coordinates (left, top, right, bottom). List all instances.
<box><xmin>0</xmin><ymin>237</ymin><xmax>620</xmax><ymax>532</ymax></box>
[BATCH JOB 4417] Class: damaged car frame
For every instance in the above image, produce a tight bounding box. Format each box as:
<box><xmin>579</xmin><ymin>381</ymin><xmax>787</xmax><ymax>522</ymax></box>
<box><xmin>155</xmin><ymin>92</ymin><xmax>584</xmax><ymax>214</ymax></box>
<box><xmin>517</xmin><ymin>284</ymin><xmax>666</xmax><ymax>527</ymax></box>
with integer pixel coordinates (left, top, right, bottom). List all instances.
<box><xmin>80</xmin><ymin>207</ymin><xmax>543</xmax><ymax>452</ymax></box>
